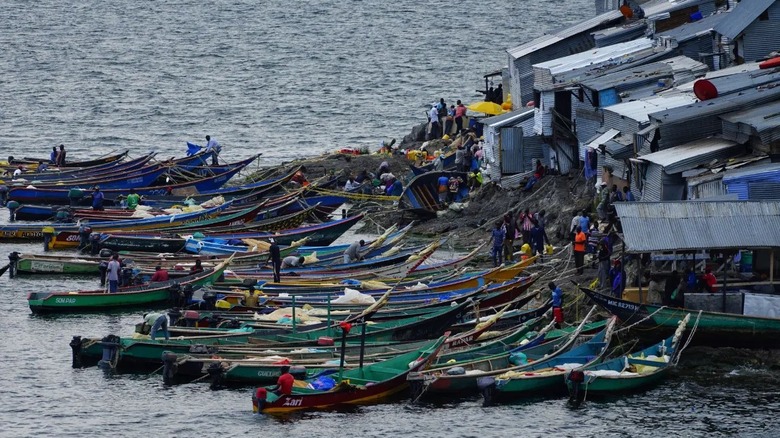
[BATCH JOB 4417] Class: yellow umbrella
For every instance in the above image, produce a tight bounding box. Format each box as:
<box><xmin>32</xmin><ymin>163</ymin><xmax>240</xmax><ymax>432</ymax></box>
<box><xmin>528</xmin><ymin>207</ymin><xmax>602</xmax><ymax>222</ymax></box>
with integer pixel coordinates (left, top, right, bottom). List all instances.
<box><xmin>467</xmin><ymin>101</ymin><xmax>505</xmax><ymax>115</ymax></box>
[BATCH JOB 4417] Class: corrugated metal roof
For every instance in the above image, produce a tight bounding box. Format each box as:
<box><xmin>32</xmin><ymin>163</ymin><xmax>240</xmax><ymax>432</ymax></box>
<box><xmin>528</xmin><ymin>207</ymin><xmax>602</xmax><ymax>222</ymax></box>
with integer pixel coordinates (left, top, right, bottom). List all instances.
<box><xmin>650</xmin><ymin>83</ymin><xmax>780</xmax><ymax>125</ymax></box>
<box><xmin>615</xmin><ymin>201</ymin><xmax>780</xmax><ymax>252</ymax></box>
<box><xmin>605</xmin><ymin>94</ymin><xmax>697</xmax><ymax>122</ymax></box>
<box><xmin>713</xmin><ymin>0</ymin><xmax>776</xmax><ymax>39</ymax></box>
<box><xmin>586</xmin><ymin>128</ymin><xmax>621</xmax><ymax>149</ymax></box>
<box><xmin>656</xmin><ymin>10</ymin><xmax>729</xmax><ymax>43</ymax></box>
<box><xmin>483</xmin><ymin>109</ymin><xmax>534</xmax><ymax>128</ymax></box>
<box><xmin>507</xmin><ymin>11</ymin><xmax>623</xmax><ymax>59</ymax></box>
<box><xmin>642</xmin><ymin>0</ymin><xmax>721</xmax><ymax>18</ymax></box>
<box><xmin>720</xmin><ymin>100</ymin><xmax>780</xmax><ymax>143</ymax></box>
<box><xmin>581</xmin><ymin>61</ymin><xmax>673</xmax><ymax>92</ymax></box>
<box><xmin>639</xmin><ymin>137</ymin><xmax>740</xmax><ymax>168</ymax></box>
<box><xmin>723</xmin><ymin>161</ymin><xmax>780</xmax><ymax>182</ymax></box>
<box><xmin>533</xmin><ymin>38</ymin><xmax>654</xmax><ymax>75</ymax></box>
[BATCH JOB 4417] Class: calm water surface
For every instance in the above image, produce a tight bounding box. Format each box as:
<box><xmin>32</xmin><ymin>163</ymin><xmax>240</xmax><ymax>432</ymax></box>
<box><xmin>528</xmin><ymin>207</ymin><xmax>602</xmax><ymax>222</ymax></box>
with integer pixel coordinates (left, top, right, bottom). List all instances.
<box><xmin>2</xmin><ymin>1</ymin><xmax>779</xmax><ymax>436</ymax></box>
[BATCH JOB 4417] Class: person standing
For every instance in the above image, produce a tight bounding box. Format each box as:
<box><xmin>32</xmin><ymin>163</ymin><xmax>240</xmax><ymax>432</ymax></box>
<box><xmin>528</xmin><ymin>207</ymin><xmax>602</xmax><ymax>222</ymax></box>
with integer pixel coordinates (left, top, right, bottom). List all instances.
<box><xmin>549</xmin><ymin>282</ymin><xmax>564</xmax><ymax>329</ymax></box>
<box><xmin>579</xmin><ymin>210</ymin><xmax>590</xmax><ymax>235</ymax></box>
<box><xmin>204</xmin><ymin>135</ymin><xmax>220</xmax><ymax>165</ymax></box>
<box><xmin>519</xmin><ymin>209</ymin><xmax>533</xmax><ymax>245</ymax></box>
<box><xmin>573</xmin><ymin>226</ymin><xmax>587</xmax><ymax>275</ymax></box>
<box><xmin>343</xmin><ymin>239</ymin><xmax>365</xmax><ymax>264</ymax></box>
<box><xmin>107</xmin><ymin>254</ymin><xmax>121</xmax><ymax>293</ymax></box>
<box><xmin>437</xmin><ymin>98</ymin><xmax>447</xmax><ymax>132</ymax></box>
<box><xmin>530</xmin><ymin>220</ymin><xmax>544</xmax><ymax>259</ymax></box>
<box><xmin>56</xmin><ymin>144</ymin><xmax>66</xmax><ymax>166</ymax></box>
<box><xmin>597</xmin><ymin>240</ymin><xmax>611</xmax><ymax>291</ymax></box>
<box><xmin>646</xmin><ymin>273</ymin><xmax>663</xmax><ymax>304</ymax></box>
<box><xmin>454</xmin><ymin>145</ymin><xmax>465</xmax><ymax>172</ymax></box>
<box><xmin>444</xmin><ymin>105</ymin><xmax>455</xmax><ymax>137</ymax></box>
<box><xmin>502</xmin><ymin>212</ymin><xmax>516</xmax><ymax>263</ymax></box>
<box><xmin>610</xmin><ymin>259</ymin><xmax>624</xmax><ymax>298</ymax></box>
<box><xmin>144</xmin><ymin>312</ymin><xmax>170</xmax><ymax>341</ymax></box>
<box><xmin>92</xmin><ymin>186</ymin><xmax>104</xmax><ymax>211</ymax></box>
<box><xmin>428</xmin><ymin>105</ymin><xmax>440</xmax><ymax>140</ymax></box>
<box><xmin>489</xmin><ymin>221</ymin><xmax>505</xmax><ymax>267</ymax></box>
<box><xmin>50</xmin><ymin>146</ymin><xmax>58</xmax><ymax>164</ymax></box>
<box><xmin>623</xmin><ymin>186</ymin><xmax>635</xmax><ymax>201</ymax></box>
<box><xmin>494</xmin><ymin>84</ymin><xmax>504</xmax><ymax>105</ymax></box>
<box><xmin>150</xmin><ymin>265</ymin><xmax>169</xmax><ymax>282</ymax></box>
<box><xmin>437</xmin><ymin>174</ymin><xmax>449</xmax><ymax>204</ymax></box>
<box><xmin>454</xmin><ymin>100</ymin><xmax>467</xmax><ymax>133</ymax></box>
<box><xmin>267</xmin><ymin>238</ymin><xmax>282</xmax><ymax>283</ymax></box>
<box><xmin>537</xmin><ymin>209</ymin><xmax>550</xmax><ymax>246</ymax></box>
<box><xmin>702</xmin><ymin>268</ymin><xmax>718</xmax><ymax>292</ymax></box>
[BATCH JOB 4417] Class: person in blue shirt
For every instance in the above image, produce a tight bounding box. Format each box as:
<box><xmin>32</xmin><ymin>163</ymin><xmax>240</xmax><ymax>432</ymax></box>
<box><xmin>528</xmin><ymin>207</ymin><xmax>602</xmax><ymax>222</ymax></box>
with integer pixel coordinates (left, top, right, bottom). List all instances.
<box><xmin>437</xmin><ymin>175</ymin><xmax>450</xmax><ymax>204</ymax></box>
<box><xmin>549</xmin><ymin>282</ymin><xmax>564</xmax><ymax>328</ymax></box>
<box><xmin>579</xmin><ymin>210</ymin><xmax>590</xmax><ymax>235</ymax></box>
<box><xmin>91</xmin><ymin>186</ymin><xmax>104</xmax><ymax>211</ymax></box>
<box><xmin>489</xmin><ymin>221</ymin><xmax>505</xmax><ymax>267</ymax></box>
<box><xmin>623</xmin><ymin>186</ymin><xmax>635</xmax><ymax>201</ymax></box>
<box><xmin>50</xmin><ymin>146</ymin><xmax>58</xmax><ymax>164</ymax></box>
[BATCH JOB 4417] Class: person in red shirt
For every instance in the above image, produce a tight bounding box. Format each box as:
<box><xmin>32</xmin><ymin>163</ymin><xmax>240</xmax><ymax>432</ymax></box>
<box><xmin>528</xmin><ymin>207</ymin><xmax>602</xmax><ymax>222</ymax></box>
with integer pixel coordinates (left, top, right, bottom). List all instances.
<box><xmin>702</xmin><ymin>268</ymin><xmax>718</xmax><ymax>292</ymax></box>
<box><xmin>150</xmin><ymin>265</ymin><xmax>169</xmax><ymax>282</ymax></box>
<box><xmin>271</xmin><ymin>365</ymin><xmax>294</xmax><ymax>396</ymax></box>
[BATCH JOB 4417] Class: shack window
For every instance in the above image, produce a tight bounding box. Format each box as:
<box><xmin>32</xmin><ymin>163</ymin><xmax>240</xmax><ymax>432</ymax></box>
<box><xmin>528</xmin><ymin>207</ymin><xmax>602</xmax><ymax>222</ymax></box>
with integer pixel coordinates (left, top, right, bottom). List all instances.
<box><xmin>759</xmin><ymin>10</ymin><xmax>769</xmax><ymax>21</ymax></box>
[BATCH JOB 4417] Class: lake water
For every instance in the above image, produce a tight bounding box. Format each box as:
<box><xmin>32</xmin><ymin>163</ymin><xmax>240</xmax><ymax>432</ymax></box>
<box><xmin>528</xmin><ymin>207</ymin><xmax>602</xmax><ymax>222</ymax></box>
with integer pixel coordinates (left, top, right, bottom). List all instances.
<box><xmin>2</xmin><ymin>1</ymin><xmax>779</xmax><ymax>436</ymax></box>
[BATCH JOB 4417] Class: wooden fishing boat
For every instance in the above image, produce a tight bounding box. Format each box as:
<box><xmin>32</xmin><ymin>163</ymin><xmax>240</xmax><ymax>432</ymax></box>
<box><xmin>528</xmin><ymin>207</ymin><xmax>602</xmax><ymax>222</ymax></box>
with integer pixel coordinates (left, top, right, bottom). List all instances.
<box><xmin>565</xmin><ymin>315</ymin><xmax>690</xmax><ymax>402</ymax></box>
<box><xmin>204</xmin><ymin>213</ymin><xmax>365</xmax><ymax>247</ymax></box>
<box><xmin>15</xmin><ymin>255</ymin><xmax>103</xmax><ymax>275</ymax></box>
<box><xmin>6</xmin><ymin>153</ymin><xmax>253</xmax><ymax>205</ymax></box>
<box><xmin>483</xmin><ymin>317</ymin><xmax>616</xmax><ymax>403</ymax></box>
<box><xmin>409</xmin><ymin>150</ymin><xmax>457</xmax><ymax>175</ymax></box>
<box><xmin>13</xmin><ymin>150</ymin><xmax>129</xmax><ymax>168</ymax></box>
<box><xmin>579</xmin><ymin>286</ymin><xmax>780</xmax><ymax>348</ymax></box>
<box><xmin>399</xmin><ymin>171</ymin><xmax>469</xmax><ymax>217</ymax></box>
<box><xmin>9</xmin><ymin>153</ymin><xmax>156</xmax><ymax>184</ymax></box>
<box><xmin>253</xmin><ymin>335</ymin><xmax>448</xmax><ymax>414</ymax></box>
<box><xmin>27</xmin><ymin>256</ymin><xmax>232</xmax><ymax>313</ymax></box>
<box><xmin>406</xmin><ymin>316</ymin><xmax>612</xmax><ymax>398</ymax></box>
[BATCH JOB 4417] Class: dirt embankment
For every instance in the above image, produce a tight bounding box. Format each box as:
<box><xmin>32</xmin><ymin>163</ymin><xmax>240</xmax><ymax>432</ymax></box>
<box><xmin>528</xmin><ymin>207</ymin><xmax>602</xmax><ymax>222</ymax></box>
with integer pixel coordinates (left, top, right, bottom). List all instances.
<box><xmin>244</xmin><ymin>143</ymin><xmax>598</xmax><ymax>250</ymax></box>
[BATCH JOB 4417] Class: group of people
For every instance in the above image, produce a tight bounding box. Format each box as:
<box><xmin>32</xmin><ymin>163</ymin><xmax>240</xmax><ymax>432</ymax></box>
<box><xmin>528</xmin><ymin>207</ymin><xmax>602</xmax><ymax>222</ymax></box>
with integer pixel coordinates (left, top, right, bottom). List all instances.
<box><xmin>343</xmin><ymin>162</ymin><xmax>403</xmax><ymax>197</ymax></box>
<box><xmin>263</xmin><ymin>238</ymin><xmax>366</xmax><ymax>283</ymax></box>
<box><xmin>644</xmin><ymin>267</ymin><xmax>718</xmax><ymax>307</ymax></box>
<box><xmin>481</xmin><ymin>83</ymin><xmax>504</xmax><ymax>105</ymax></box>
<box><xmin>428</xmin><ymin>98</ymin><xmax>468</xmax><ymax>141</ymax></box>
<box><xmin>596</xmin><ymin>182</ymin><xmax>636</xmax><ymax>225</ymax></box>
<box><xmin>488</xmin><ymin>209</ymin><xmax>550</xmax><ymax>268</ymax></box>
<box><xmin>50</xmin><ymin>145</ymin><xmax>67</xmax><ymax>166</ymax></box>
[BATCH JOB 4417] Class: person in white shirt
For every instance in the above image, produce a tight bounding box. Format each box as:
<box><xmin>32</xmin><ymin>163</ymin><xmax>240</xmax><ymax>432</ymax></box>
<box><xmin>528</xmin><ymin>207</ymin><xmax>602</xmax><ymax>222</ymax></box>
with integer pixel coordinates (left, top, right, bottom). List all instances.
<box><xmin>281</xmin><ymin>256</ymin><xmax>305</xmax><ymax>269</ymax></box>
<box><xmin>13</xmin><ymin>166</ymin><xmax>23</xmax><ymax>177</ymax></box>
<box><xmin>344</xmin><ymin>177</ymin><xmax>361</xmax><ymax>192</ymax></box>
<box><xmin>428</xmin><ymin>105</ymin><xmax>440</xmax><ymax>140</ymax></box>
<box><xmin>204</xmin><ymin>135</ymin><xmax>221</xmax><ymax>165</ymax></box>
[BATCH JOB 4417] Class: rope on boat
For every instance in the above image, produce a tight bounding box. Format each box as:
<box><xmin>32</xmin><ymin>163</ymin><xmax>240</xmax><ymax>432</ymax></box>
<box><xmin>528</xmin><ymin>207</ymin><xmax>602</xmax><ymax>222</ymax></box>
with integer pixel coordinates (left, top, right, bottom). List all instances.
<box><xmin>673</xmin><ymin>310</ymin><xmax>702</xmax><ymax>365</ymax></box>
<box><xmin>613</xmin><ymin>305</ymin><xmax>668</xmax><ymax>334</ymax></box>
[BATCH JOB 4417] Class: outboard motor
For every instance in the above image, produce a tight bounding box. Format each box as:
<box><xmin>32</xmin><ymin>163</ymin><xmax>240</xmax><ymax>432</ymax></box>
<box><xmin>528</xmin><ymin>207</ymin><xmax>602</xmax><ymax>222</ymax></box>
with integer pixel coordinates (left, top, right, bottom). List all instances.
<box><xmin>161</xmin><ymin>351</ymin><xmax>178</xmax><ymax>385</ymax></box>
<box><xmin>70</xmin><ymin>336</ymin><xmax>84</xmax><ymax>368</ymax></box>
<box><xmin>68</xmin><ymin>188</ymin><xmax>84</xmax><ymax>207</ymax></box>
<box><xmin>201</xmin><ymin>290</ymin><xmax>218</xmax><ymax>310</ymax></box>
<box><xmin>218</xmin><ymin>318</ymin><xmax>242</xmax><ymax>329</ymax></box>
<box><xmin>8</xmin><ymin>251</ymin><xmax>20</xmax><ymax>279</ymax></box>
<box><xmin>167</xmin><ymin>308</ymin><xmax>183</xmax><ymax>327</ymax></box>
<box><xmin>252</xmin><ymin>387</ymin><xmax>267</xmax><ymax>413</ymax></box>
<box><xmin>207</xmin><ymin>362</ymin><xmax>225</xmax><ymax>390</ymax></box>
<box><xmin>0</xmin><ymin>184</ymin><xmax>8</xmax><ymax>206</ymax></box>
<box><xmin>168</xmin><ymin>283</ymin><xmax>183</xmax><ymax>307</ymax></box>
<box><xmin>99</xmin><ymin>248</ymin><xmax>113</xmax><ymax>258</ymax></box>
<box><xmin>98</xmin><ymin>260</ymin><xmax>108</xmax><ymax>287</ymax></box>
<box><xmin>120</xmin><ymin>267</ymin><xmax>134</xmax><ymax>287</ymax></box>
<box><xmin>97</xmin><ymin>334</ymin><xmax>121</xmax><ymax>370</ymax></box>
<box><xmin>182</xmin><ymin>284</ymin><xmax>194</xmax><ymax>305</ymax></box>
<box><xmin>477</xmin><ymin>376</ymin><xmax>497</xmax><ymax>407</ymax></box>
<box><xmin>89</xmin><ymin>232</ymin><xmax>102</xmax><ymax>255</ymax></box>
<box><xmin>567</xmin><ymin>369</ymin><xmax>586</xmax><ymax>405</ymax></box>
<box><xmin>56</xmin><ymin>207</ymin><xmax>73</xmax><ymax>223</ymax></box>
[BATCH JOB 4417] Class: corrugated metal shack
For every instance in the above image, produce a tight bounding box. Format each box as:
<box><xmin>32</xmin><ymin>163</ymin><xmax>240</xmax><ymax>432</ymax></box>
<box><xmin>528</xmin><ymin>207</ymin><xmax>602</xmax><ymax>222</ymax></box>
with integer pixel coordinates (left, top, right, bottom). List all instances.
<box><xmin>506</xmin><ymin>10</ymin><xmax>624</xmax><ymax>108</ymax></box>
<box><xmin>654</xmin><ymin>11</ymin><xmax>729</xmax><ymax>69</ymax></box>
<box><xmin>636</xmin><ymin>137</ymin><xmax>744</xmax><ymax>201</ymax></box>
<box><xmin>713</xmin><ymin>0</ymin><xmax>780</xmax><ymax>63</ymax></box>
<box><xmin>649</xmin><ymin>76</ymin><xmax>780</xmax><ymax>150</ymax></box>
<box><xmin>723</xmin><ymin>161</ymin><xmax>780</xmax><ymax>200</ymax></box>
<box><xmin>720</xmin><ymin>100</ymin><xmax>780</xmax><ymax>155</ymax></box>
<box><xmin>481</xmin><ymin>110</ymin><xmax>540</xmax><ymax>181</ymax></box>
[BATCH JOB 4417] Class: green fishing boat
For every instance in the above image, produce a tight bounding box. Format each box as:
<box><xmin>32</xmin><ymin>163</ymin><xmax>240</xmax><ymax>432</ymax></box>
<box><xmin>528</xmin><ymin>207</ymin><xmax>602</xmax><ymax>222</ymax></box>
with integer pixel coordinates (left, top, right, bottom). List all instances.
<box><xmin>16</xmin><ymin>255</ymin><xmax>102</xmax><ymax>275</ymax></box>
<box><xmin>27</xmin><ymin>256</ymin><xmax>232</xmax><ymax>313</ymax></box>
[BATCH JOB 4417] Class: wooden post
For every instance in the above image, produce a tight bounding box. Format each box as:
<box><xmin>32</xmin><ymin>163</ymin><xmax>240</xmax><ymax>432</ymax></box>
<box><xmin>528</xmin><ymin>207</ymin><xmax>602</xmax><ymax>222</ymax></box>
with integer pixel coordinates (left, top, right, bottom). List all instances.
<box><xmin>771</xmin><ymin>249</ymin><xmax>775</xmax><ymax>284</ymax></box>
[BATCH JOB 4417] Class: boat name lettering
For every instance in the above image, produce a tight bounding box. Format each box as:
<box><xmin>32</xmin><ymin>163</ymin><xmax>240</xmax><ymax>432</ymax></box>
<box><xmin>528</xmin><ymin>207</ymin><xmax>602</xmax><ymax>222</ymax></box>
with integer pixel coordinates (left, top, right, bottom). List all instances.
<box><xmin>281</xmin><ymin>398</ymin><xmax>302</xmax><ymax>407</ymax></box>
<box><xmin>54</xmin><ymin>297</ymin><xmax>77</xmax><ymax>304</ymax></box>
<box><xmin>30</xmin><ymin>261</ymin><xmax>65</xmax><ymax>273</ymax></box>
<box><xmin>605</xmin><ymin>299</ymin><xmax>640</xmax><ymax>312</ymax></box>
<box><xmin>127</xmin><ymin>177</ymin><xmax>143</xmax><ymax>184</ymax></box>
<box><xmin>229</xmin><ymin>220</ymin><xmax>243</xmax><ymax>226</ymax></box>
<box><xmin>255</xmin><ymin>371</ymin><xmax>276</xmax><ymax>377</ymax></box>
<box><xmin>66</xmin><ymin>235</ymin><xmax>80</xmax><ymax>242</ymax></box>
